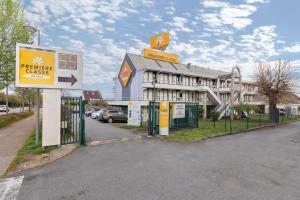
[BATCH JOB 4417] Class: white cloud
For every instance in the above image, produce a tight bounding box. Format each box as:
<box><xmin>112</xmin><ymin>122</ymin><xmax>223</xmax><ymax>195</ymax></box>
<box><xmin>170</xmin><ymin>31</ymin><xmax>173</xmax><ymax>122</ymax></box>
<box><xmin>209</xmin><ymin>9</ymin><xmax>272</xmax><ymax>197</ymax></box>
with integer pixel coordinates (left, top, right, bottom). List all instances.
<box><xmin>202</xmin><ymin>0</ymin><xmax>228</xmax><ymax>8</ymax></box>
<box><xmin>283</xmin><ymin>43</ymin><xmax>300</xmax><ymax>53</ymax></box>
<box><xmin>164</xmin><ymin>4</ymin><xmax>176</xmax><ymax>15</ymax></box>
<box><xmin>168</xmin><ymin>16</ymin><xmax>193</xmax><ymax>32</ymax></box>
<box><xmin>237</xmin><ymin>25</ymin><xmax>278</xmax><ymax>62</ymax></box>
<box><xmin>200</xmin><ymin>1</ymin><xmax>257</xmax><ymax>30</ymax></box>
<box><xmin>246</xmin><ymin>0</ymin><xmax>270</xmax><ymax>4</ymax></box>
<box><xmin>149</xmin><ymin>13</ymin><xmax>163</xmax><ymax>22</ymax></box>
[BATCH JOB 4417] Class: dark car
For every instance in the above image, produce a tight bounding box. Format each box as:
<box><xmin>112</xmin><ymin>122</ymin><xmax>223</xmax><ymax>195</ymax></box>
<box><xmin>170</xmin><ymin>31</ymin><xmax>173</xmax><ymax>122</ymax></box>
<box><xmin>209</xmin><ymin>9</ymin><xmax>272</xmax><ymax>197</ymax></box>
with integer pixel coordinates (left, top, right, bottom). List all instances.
<box><xmin>101</xmin><ymin>110</ymin><xmax>127</xmax><ymax>123</ymax></box>
<box><xmin>279</xmin><ymin>109</ymin><xmax>286</xmax><ymax>115</ymax></box>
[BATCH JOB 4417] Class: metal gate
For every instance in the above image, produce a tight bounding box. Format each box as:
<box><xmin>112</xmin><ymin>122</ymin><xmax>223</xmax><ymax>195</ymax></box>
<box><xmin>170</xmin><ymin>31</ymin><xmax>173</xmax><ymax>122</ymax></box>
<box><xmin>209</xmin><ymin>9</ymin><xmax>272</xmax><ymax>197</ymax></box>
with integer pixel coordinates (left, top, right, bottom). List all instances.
<box><xmin>61</xmin><ymin>97</ymin><xmax>86</xmax><ymax>145</ymax></box>
<box><xmin>148</xmin><ymin>101</ymin><xmax>160</xmax><ymax>135</ymax></box>
<box><xmin>148</xmin><ymin>101</ymin><xmax>199</xmax><ymax>135</ymax></box>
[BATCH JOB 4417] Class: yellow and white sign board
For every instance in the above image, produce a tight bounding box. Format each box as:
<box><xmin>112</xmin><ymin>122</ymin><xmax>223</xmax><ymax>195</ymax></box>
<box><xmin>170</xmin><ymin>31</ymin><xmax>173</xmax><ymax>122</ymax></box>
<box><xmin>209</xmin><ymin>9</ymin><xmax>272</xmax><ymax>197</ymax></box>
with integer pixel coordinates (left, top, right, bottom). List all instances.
<box><xmin>15</xmin><ymin>43</ymin><xmax>83</xmax><ymax>89</ymax></box>
<box><xmin>150</xmin><ymin>32</ymin><xmax>169</xmax><ymax>50</ymax></box>
<box><xmin>143</xmin><ymin>48</ymin><xmax>179</xmax><ymax>64</ymax></box>
<box><xmin>159</xmin><ymin>101</ymin><xmax>169</xmax><ymax>135</ymax></box>
<box><xmin>172</xmin><ymin>103</ymin><xmax>185</xmax><ymax>119</ymax></box>
<box><xmin>128</xmin><ymin>101</ymin><xmax>141</xmax><ymax>126</ymax></box>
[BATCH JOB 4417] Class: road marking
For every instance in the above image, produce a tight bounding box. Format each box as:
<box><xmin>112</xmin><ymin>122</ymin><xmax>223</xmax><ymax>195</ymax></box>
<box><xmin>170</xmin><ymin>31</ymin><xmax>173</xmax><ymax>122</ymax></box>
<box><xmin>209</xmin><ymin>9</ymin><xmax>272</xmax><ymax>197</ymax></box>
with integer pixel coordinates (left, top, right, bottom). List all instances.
<box><xmin>0</xmin><ymin>176</ymin><xmax>24</xmax><ymax>200</ymax></box>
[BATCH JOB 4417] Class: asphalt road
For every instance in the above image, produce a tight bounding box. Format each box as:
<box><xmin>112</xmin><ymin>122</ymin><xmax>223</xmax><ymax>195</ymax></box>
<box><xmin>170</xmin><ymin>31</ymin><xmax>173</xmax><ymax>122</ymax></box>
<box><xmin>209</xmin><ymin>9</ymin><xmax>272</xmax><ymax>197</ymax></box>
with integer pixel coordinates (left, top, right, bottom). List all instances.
<box><xmin>4</xmin><ymin>120</ymin><xmax>300</xmax><ymax>200</ymax></box>
<box><xmin>85</xmin><ymin>117</ymin><xmax>137</xmax><ymax>141</ymax></box>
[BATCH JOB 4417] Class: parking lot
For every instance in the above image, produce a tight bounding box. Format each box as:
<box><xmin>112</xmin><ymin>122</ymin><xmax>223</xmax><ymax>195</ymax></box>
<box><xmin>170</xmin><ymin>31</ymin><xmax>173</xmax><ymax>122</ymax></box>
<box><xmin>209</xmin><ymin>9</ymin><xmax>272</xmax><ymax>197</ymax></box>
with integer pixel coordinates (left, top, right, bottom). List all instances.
<box><xmin>13</xmin><ymin>120</ymin><xmax>300</xmax><ymax>200</ymax></box>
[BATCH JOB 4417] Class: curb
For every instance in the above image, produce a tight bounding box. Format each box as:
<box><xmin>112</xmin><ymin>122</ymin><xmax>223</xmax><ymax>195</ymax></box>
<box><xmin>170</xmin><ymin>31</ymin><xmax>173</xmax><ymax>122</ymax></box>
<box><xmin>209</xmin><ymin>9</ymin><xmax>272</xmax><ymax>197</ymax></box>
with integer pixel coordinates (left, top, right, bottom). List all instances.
<box><xmin>3</xmin><ymin>144</ymin><xmax>78</xmax><ymax>177</ymax></box>
<box><xmin>157</xmin><ymin>120</ymin><xmax>300</xmax><ymax>143</ymax></box>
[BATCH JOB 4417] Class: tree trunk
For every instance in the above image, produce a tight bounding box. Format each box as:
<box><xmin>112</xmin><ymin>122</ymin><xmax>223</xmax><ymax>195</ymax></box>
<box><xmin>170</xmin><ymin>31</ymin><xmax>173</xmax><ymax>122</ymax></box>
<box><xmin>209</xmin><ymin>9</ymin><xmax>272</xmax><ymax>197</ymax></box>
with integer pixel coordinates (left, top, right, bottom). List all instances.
<box><xmin>269</xmin><ymin>101</ymin><xmax>277</xmax><ymax>122</ymax></box>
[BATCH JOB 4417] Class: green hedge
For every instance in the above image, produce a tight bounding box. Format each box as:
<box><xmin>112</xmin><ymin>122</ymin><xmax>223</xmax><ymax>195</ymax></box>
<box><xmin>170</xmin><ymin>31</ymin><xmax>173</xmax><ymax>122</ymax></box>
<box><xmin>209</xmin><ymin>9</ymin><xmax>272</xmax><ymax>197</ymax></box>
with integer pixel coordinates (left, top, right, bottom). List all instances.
<box><xmin>0</xmin><ymin>111</ymin><xmax>34</xmax><ymax>128</ymax></box>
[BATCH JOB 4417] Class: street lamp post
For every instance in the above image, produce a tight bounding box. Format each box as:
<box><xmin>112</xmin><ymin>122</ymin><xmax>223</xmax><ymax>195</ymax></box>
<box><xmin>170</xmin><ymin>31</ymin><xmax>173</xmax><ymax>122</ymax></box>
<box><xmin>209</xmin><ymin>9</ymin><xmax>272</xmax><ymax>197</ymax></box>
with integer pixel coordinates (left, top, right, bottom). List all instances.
<box><xmin>23</xmin><ymin>25</ymin><xmax>41</xmax><ymax>145</ymax></box>
<box><xmin>152</xmin><ymin>77</ymin><xmax>157</xmax><ymax>102</ymax></box>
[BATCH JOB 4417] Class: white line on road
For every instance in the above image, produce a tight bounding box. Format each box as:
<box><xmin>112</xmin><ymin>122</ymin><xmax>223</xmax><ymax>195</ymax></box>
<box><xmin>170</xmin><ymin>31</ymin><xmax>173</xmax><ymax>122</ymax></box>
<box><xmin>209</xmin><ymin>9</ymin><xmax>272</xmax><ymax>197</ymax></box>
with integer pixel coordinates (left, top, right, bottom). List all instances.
<box><xmin>0</xmin><ymin>176</ymin><xmax>24</xmax><ymax>200</ymax></box>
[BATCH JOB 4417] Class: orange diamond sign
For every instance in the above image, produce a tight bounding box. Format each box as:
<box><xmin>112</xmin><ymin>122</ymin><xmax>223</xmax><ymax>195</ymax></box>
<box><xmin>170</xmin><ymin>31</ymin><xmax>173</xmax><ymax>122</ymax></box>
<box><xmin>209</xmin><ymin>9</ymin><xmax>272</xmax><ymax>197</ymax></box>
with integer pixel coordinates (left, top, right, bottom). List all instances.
<box><xmin>119</xmin><ymin>60</ymin><xmax>132</xmax><ymax>87</ymax></box>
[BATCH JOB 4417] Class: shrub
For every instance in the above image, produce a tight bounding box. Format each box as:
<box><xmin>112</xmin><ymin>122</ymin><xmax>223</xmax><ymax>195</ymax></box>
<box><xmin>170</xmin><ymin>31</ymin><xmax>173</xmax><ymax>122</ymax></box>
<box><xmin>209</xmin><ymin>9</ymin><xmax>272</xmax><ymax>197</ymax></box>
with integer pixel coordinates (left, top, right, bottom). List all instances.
<box><xmin>211</xmin><ymin>111</ymin><xmax>220</xmax><ymax>122</ymax></box>
<box><xmin>198</xmin><ymin>106</ymin><xmax>204</xmax><ymax>118</ymax></box>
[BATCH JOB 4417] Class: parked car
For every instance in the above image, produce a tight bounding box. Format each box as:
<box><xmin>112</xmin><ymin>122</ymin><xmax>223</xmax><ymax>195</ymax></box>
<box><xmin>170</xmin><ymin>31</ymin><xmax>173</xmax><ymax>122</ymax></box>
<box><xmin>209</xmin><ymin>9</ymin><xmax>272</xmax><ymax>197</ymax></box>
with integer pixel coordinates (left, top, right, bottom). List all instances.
<box><xmin>85</xmin><ymin>108</ymin><xmax>97</xmax><ymax>116</ymax></box>
<box><xmin>91</xmin><ymin>110</ymin><xmax>101</xmax><ymax>119</ymax></box>
<box><xmin>101</xmin><ymin>109</ymin><xmax>128</xmax><ymax>123</ymax></box>
<box><xmin>0</xmin><ymin>105</ymin><xmax>9</xmax><ymax>112</ymax></box>
<box><xmin>89</xmin><ymin>109</ymin><xmax>100</xmax><ymax>117</ymax></box>
<box><xmin>96</xmin><ymin>109</ymin><xmax>107</xmax><ymax>121</ymax></box>
<box><xmin>279</xmin><ymin>109</ymin><xmax>286</xmax><ymax>115</ymax></box>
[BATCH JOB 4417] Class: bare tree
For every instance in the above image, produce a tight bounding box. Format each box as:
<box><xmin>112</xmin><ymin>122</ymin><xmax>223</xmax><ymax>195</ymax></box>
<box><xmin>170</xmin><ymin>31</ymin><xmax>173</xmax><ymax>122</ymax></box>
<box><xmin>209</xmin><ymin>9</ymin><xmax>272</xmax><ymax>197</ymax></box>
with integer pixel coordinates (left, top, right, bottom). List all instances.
<box><xmin>255</xmin><ymin>60</ymin><xmax>295</xmax><ymax>121</ymax></box>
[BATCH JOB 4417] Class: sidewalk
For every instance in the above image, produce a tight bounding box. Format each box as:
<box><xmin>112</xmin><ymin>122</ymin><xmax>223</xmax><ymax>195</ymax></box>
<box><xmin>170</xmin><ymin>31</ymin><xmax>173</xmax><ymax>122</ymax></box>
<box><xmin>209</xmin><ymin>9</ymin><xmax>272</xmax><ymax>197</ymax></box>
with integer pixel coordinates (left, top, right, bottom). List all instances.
<box><xmin>0</xmin><ymin>114</ymin><xmax>35</xmax><ymax>176</ymax></box>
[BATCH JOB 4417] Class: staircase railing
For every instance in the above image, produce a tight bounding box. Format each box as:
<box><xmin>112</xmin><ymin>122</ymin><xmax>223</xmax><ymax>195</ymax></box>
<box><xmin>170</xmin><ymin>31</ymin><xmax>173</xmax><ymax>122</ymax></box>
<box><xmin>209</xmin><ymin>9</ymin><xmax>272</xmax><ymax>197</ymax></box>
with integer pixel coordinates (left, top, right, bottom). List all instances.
<box><xmin>217</xmin><ymin>93</ymin><xmax>239</xmax><ymax>119</ymax></box>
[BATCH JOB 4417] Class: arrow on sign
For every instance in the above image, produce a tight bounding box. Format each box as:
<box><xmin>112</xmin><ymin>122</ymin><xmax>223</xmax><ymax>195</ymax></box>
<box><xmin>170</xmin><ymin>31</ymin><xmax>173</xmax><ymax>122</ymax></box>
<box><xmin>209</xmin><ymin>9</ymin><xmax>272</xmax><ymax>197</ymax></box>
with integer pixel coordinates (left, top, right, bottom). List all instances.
<box><xmin>58</xmin><ymin>74</ymin><xmax>77</xmax><ymax>86</ymax></box>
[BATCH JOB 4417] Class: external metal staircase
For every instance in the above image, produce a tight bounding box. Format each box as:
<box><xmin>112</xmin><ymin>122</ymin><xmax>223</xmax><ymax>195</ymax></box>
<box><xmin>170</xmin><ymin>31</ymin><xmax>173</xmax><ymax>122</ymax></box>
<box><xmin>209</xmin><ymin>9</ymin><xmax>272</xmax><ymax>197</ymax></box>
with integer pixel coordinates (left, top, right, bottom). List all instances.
<box><xmin>216</xmin><ymin>93</ymin><xmax>239</xmax><ymax>120</ymax></box>
<box><xmin>197</xmin><ymin>85</ymin><xmax>222</xmax><ymax>105</ymax></box>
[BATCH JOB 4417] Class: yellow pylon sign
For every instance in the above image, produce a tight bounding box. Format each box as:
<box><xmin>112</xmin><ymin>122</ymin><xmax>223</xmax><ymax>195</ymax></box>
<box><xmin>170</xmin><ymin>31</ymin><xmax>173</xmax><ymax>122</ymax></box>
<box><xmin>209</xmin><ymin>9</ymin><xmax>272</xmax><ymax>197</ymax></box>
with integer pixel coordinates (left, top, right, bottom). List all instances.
<box><xmin>150</xmin><ymin>32</ymin><xmax>169</xmax><ymax>50</ymax></box>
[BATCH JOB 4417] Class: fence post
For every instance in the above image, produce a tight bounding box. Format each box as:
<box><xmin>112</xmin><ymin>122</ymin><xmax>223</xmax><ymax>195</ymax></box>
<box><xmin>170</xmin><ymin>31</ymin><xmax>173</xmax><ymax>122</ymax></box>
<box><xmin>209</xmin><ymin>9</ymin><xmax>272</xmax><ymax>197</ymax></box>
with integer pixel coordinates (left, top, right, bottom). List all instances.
<box><xmin>79</xmin><ymin>98</ymin><xmax>87</xmax><ymax>146</ymax></box>
<box><xmin>247</xmin><ymin>107</ymin><xmax>249</xmax><ymax>129</ymax></box>
<box><xmin>259</xmin><ymin>113</ymin><xmax>261</xmax><ymax>127</ymax></box>
<box><xmin>225</xmin><ymin>110</ymin><xmax>227</xmax><ymax>132</ymax></box>
<box><xmin>229</xmin><ymin>111</ymin><xmax>232</xmax><ymax>132</ymax></box>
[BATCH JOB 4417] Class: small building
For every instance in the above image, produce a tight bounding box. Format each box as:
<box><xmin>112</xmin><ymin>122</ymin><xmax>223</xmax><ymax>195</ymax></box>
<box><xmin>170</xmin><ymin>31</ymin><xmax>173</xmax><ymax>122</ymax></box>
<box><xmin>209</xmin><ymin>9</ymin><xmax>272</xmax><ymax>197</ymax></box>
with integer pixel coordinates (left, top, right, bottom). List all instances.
<box><xmin>83</xmin><ymin>90</ymin><xmax>104</xmax><ymax>104</ymax></box>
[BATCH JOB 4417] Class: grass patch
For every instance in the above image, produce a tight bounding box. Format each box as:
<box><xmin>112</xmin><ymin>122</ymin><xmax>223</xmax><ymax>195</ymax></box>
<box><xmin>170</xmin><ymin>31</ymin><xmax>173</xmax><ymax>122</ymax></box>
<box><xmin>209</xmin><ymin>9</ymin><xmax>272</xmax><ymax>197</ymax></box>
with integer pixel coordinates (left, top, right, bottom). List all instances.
<box><xmin>5</xmin><ymin>128</ymin><xmax>58</xmax><ymax>175</ymax></box>
<box><xmin>165</xmin><ymin>115</ymin><xmax>300</xmax><ymax>142</ymax></box>
<box><xmin>0</xmin><ymin>111</ymin><xmax>34</xmax><ymax>128</ymax></box>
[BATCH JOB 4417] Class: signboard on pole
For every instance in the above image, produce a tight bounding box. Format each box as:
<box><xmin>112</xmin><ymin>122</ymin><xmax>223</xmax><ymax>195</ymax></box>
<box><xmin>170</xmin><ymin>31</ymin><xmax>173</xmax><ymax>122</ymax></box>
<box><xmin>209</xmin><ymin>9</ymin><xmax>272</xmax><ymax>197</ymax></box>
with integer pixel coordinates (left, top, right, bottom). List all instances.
<box><xmin>159</xmin><ymin>101</ymin><xmax>169</xmax><ymax>135</ymax></box>
<box><xmin>128</xmin><ymin>101</ymin><xmax>141</xmax><ymax>126</ymax></box>
<box><xmin>150</xmin><ymin>32</ymin><xmax>169</xmax><ymax>50</ymax></box>
<box><xmin>15</xmin><ymin>43</ymin><xmax>83</xmax><ymax>89</ymax></box>
<box><xmin>172</xmin><ymin>103</ymin><xmax>185</xmax><ymax>119</ymax></box>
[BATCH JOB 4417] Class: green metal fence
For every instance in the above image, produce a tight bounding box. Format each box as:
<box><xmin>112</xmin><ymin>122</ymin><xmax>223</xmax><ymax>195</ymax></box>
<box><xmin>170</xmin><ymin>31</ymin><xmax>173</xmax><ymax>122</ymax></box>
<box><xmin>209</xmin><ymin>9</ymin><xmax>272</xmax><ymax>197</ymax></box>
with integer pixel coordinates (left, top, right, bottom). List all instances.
<box><xmin>148</xmin><ymin>101</ymin><xmax>159</xmax><ymax>135</ymax></box>
<box><xmin>169</xmin><ymin>102</ymin><xmax>199</xmax><ymax>132</ymax></box>
<box><xmin>148</xmin><ymin>101</ymin><xmax>199</xmax><ymax>135</ymax></box>
<box><xmin>61</xmin><ymin>97</ymin><xmax>86</xmax><ymax>145</ymax></box>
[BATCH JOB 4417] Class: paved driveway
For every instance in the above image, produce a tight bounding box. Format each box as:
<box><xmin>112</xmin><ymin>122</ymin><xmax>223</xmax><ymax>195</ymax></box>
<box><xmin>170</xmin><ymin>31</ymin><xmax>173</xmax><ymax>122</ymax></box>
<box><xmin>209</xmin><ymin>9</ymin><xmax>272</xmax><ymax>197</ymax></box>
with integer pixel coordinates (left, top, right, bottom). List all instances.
<box><xmin>3</xmin><ymin>121</ymin><xmax>300</xmax><ymax>200</ymax></box>
<box><xmin>85</xmin><ymin>117</ymin><xmax>137</xmax><ymax>141</ymax></box>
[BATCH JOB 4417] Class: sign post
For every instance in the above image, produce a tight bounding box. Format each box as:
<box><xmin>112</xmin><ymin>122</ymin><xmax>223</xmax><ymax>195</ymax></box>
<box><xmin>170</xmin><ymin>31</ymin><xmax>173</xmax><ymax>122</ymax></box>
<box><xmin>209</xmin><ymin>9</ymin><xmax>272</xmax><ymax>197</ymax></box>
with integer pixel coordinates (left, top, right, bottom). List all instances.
<box><xmin>127</xmin><ymin>101</ymin><xmax>141</xmax><ymax>126</ymax></box>
<box><xmin>159</xmin><ymin>101</ymin><xmax>169</xmax><ymax>136</ymax></box>
<box><xmin>15</xmin><ymin>43</ymin><xmax>83</xmax><ymax>147</ymax></box>
<box><xmin>172</xmin><ymin>103</ymin><xmax>185</xmax><ymax>119</ymax></box>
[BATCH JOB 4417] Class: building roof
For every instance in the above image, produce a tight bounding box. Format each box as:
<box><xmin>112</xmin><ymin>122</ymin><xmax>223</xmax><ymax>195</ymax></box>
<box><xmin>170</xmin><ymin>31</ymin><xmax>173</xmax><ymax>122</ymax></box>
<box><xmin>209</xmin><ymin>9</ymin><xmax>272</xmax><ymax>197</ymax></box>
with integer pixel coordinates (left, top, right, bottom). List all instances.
<box><xmin>280</xmin><ymin>92</ymin><xmax>300</xmax><ymax>105</ymax></box>
<box><xmin>83</xmin><ymin>90</ymin><xmax>102</xmax><ymax>101</ymax></box>
<box><xmin>253</xmin><ymin>92</ymin><xmax>300</xmax><ymax>105</ymax></box>
<box><xmin>126</xmin><ymin>53</ymin><xmax>229</xmax><ymax>79</ymax></box>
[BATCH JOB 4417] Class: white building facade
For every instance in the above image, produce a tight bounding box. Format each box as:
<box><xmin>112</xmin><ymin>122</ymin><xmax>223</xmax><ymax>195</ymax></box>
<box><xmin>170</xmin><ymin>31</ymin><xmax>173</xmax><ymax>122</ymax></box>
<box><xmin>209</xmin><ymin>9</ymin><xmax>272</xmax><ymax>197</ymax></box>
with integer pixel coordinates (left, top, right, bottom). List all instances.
<box><xmin>109</xmin><ymin>53</ymin><xmax>260</xmax><ymax>119</ymax></box>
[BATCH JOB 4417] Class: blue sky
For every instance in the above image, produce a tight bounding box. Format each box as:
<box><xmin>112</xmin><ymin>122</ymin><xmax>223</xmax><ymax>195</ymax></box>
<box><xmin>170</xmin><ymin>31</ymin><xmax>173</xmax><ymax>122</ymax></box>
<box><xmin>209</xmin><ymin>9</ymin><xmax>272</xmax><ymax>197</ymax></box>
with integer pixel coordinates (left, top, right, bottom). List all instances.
<box><xmin>23</xmin><ymin>0</ymin><xmax>300</xmax><ymax>97</ymax></box>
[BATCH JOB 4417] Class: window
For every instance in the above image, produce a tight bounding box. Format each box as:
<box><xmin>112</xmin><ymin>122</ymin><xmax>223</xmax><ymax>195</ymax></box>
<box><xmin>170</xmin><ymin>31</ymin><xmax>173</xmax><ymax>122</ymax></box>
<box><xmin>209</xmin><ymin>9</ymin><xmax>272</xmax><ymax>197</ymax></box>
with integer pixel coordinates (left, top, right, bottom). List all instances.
<box><xmin>176</xmin><ymin>75</ymin><xmax>180</xmax><ymax>84</ymax></box>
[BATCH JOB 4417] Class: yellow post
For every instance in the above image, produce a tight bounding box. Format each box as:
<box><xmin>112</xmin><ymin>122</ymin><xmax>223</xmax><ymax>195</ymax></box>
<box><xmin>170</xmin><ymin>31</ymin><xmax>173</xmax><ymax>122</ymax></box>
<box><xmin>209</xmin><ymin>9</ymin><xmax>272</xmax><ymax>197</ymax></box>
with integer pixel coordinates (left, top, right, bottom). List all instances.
<box><xmin>159</xmin><ymin>101</ymin><xmax>169</xmax><ymax>135</ymax></box>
